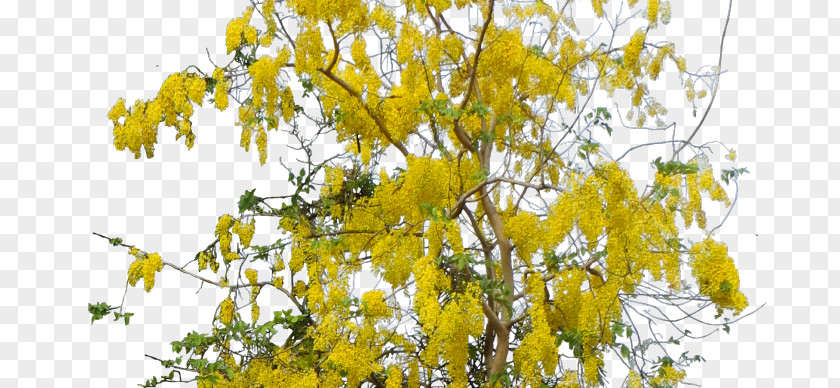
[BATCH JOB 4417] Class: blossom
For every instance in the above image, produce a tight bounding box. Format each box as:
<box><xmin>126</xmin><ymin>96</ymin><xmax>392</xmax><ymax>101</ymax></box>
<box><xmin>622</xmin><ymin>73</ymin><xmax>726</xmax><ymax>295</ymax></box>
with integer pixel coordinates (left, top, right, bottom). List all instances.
<box><xmin>219</xmin><ymin>297</ymin><xmax>235</xmax><ymax>326</ymax></box>
<box><xmin>212</xmin><ymin>67</ymin><xmax>229</xmax><ymax>111</ymax></box>
<box><xmin>245</xmin><ymin>268</ymin><xmax>259</xmax><ymax>285</ymax></box>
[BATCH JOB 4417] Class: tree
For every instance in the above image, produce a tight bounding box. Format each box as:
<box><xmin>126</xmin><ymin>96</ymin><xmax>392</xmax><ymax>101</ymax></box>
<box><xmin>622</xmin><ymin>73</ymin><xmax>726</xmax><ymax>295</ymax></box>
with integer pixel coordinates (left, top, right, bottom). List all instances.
<box><xmin>91</xmin><ymin>0</ymin><xmax>757</xmax><ymax>386</ymax></box>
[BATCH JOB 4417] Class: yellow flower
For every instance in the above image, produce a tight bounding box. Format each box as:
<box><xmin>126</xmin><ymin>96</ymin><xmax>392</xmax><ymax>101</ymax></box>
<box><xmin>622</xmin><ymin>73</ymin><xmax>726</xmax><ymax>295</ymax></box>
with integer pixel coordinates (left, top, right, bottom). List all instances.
<box><xmin>386</xmin><ymin>366</ymin><xmax>402</xmax><ymax>388</ymax></box>
<box><xmin>212</xmin><ymin>67</ymin><xmax>229</xmax><ymax>111</ymax></box>
<box><xmin>727</xmin><ymin>149</ymin><xmax>737</xmax><ymax>161</ymax></box>
<box><xmin>244</xmin><ymin>26</ymin><xmax>258</xmax><ymax>45</ymax></box>
<box><xmin>361</xmin><ymin>290</ymin><xmax>390</xmax><ymax>319</ymax></box>
<box><xmin>219</xmin><ymin>297</ymin><xmax>235</xmax><ymax>326</ymax></box>
<box><xmin>675</xmin><ymin>56</ymin><xmax>686</xmax><ymax>73</ymax></box>
<box><xmin>245</xmin><ymin>268</ymin><xmax>259</xmax><ymax>285</ymax></box>
<box><xmin>251</xmin><ymin>303</ymin><xmax>260</xmax><ymax>323</ymax></box>
<box><xmin>232</xmin><ymin>217</ymin><xmax>256</xmax><ymax>247</ymax></box>
<box><xmin>225</xmin><ymin>7</ymin><xmax>254</xmax><ymax>54</ymax></box>
<box><xmin>108</xmin><ymin>98</ymin><xmax>126</xmax><ymax>122</ymax></box>
<box><xmin>185</xmin><ymin>75</ymin><xmax>206</xmax><ymax>105</ymax></box>
<box><xmin>648</xmin><ymin>0</ymin><xmax>660</xmax><ymax>25</ymax></box>
<box><xmin>624</xmin><ymin>29</ymin><xmax>647</xmax><ymax>71</ymax></box>
<box><xmin>126</xmin><ymin>250</ymin><xmax>165</xmax><ymax>292</ymax></box>
<box><xmin>689</xmin><ymin>238</ymin><xmax>749</xmax><ymax>315</ymax></box>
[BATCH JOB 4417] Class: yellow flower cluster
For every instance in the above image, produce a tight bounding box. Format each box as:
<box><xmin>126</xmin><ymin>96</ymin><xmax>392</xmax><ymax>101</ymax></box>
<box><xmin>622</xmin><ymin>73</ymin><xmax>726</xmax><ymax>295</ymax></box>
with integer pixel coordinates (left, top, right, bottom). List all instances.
<box><xmin>699</xmin><ymin>166</ymin><xmax>731</xmax><ymax>206</ymax></box>
<box><xmin>232</xmin><ymin>217</ymin><xmax>256</xmax><ymax>248</ymax></box>
<box><xmin>626</xmin><ymin>370</ymin><xmax>643</xmax><ymax>388</ymax></box>
<box><xmin>727</xmin><ymin>148</ymin><xmax>737</xmax><ymax>161</ymax></box>
<box><xmin>260</xmin><ymin>0</ymin><xmax>277</xmax><ymax>47</ymax></box>
<box><xmin>250</xmin><ymin>286</ymin><xmax>261</xmax><ymax>323</ymax></box>
<box><xmin>685</xmin><ymin>78</ymin><xmax>696</xmax><ymax>101</ymax></box>
<box><xmin>294</xmin><ymin>19</ymin><xmax>326</xmax><ymax>75</ymax></box>
<box><xmin>590</xmin><ymin>0</ymin><xmax>608</xmax><ymax>17</ymax></box>
<box><xmin>556</xmin><ymin>371</ymin><xmax>582</xmax><ymax>388</ymax></box>
<box><xmin>249</xmin><ymin>50</ymin><xmax>288</xmax><ymax>121</ymax></box>
<box><xmin>504</xmin><ymin>210</ymin><xmax>541</xmax><ymax>265</ymax></box>
<box><xmin>218</xmin><ymin>296</ymin><xmax>235</xmax><ymax>326</ymax></box>
<box><xmin>689</xmin><ymin>238</ymin><xmax>748</xmax><ymax>315</ymax></box>
<box><xmin>514</xmin><ymin>274</ymin><xmax>559</xmax><ymax>387</ymax></box>
<box><xmin>280</xmin><ymin>86</ymin><xmax>295</xmax><ymax>123</ymax></box>
<box><xmin>212</xmin><ymin>67</ymin><xmax>229</xmax><ymax>111</ymax></box>
<box><xmin>108</xmin><ymin>98</ymin><xmax>163</xmax><ymax>159</ymax></box>
<box><xmin>322</xmin><ymin>165</ymin><xmax>345</xmax><ymax>198</ymax></box>
<box><xmin>624</xmin><ymin>29</ymin><xmax>647</xmax><ymax>74</ymax></box>
<box><xmin>225</xmin><ymin>6</ymin><xmax>256</xmax><ymax>54</ymax></box>
<box><xmin>244</xmin><ymin>268</ymin><xmax>258</xmax><ymax>286</ymax></box>
<box><xmin>196</xmin><ymin>251</ymin><xmax>219</xmax><ymax>273</ymax></box>
<box><xmin>361</xmin><ymin>290</ymin><xmax>391</xmax><ymax>319</ymax></box>
<box><xmin>215</xmin><ymin>214</ymin><xmax>235</xmax><ymax>259</ymax></box>
<box><xmin>161</xmin><ymin>71</ymin><xmax>205</xmax><ymax>148</ymax></box>
<box><xmin>418</xmin><ymin>283</ymin><xmax>483</xmax><ymax>387</ymax></box>
<box><xmin>385</xmin><ymin>366</ymin><xmax>402</xmax><ymax>388</ymax></box>
<box><xmin>649</xmin><ymin>364</ymin><xmax>687</xmax><ymax>387</ymax></box>
<box><xmin>648</xmin><ymin>0</ymin><xmax>661</xmax><ymax>25</ymax></box>
<box><xmin>126</xmin><ymin>248</ymin><xmax>164</xmax><ymax>292</ymax></box>
<box><xmin>683</xmin><ymin>169</ymin><xmax>704</xmax><ymax>228</ymax></box>
<box><xmin>371</xmin><ymin>4</ymin><xmax>396</xmax><ymax>35</ymax></box>
<box><xmin>108</xmin><ymin>70</ymin><xmax>206</xmax><ymax>159</ymax></box>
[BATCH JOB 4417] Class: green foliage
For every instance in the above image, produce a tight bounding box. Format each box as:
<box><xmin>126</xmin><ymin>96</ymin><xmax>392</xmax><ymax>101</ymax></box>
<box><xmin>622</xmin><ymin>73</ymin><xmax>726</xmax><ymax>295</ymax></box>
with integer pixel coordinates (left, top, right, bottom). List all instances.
<box><xmin>652</xmin><ymin>157</ymin><xmax>700</xmax><ymax>176</ymax></box>
<box><xmin>237</xmin><ymin>188</ymin><xmax>262</xmax><ymax>214</ymax></box>
<box><xmin>720</xmin><ymin>166</ymin><xmax>749</xmax><ymax>185</ymax></box>
<box><xmin>88</xmin><ymin>302</ymin><xmax>133</xmax><ymax>325</ymax></box>
<box><xmin>584</xmin><ymin>106</ymin><xmax>614</xmax><ymax>136</ymax></box>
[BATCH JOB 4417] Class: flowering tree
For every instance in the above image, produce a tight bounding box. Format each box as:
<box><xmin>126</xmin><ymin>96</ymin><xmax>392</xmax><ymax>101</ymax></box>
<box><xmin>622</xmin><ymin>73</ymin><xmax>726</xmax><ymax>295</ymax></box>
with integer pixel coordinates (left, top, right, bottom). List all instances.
<box><xmin>90</xmin><ymin>0</ymin><xmax>755</xmax><ymax>387</ymax></box>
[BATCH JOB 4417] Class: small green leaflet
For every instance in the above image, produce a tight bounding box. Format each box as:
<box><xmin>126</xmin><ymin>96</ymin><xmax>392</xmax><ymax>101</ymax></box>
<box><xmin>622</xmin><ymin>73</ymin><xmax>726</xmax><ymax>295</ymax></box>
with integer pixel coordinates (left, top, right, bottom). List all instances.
<box><xmin>238</xmin><ymin>188</ymin><xmax>262</xmax><ymax>214</ymax></box>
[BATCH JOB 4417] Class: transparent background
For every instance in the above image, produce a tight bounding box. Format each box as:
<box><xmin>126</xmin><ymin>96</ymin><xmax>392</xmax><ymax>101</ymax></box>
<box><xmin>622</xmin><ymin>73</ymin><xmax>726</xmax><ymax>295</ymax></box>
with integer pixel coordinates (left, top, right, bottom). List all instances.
<box><xmin>2</xmin><ymin>0</ymin><xmax>837</xmax><ymax>386</ymax></box>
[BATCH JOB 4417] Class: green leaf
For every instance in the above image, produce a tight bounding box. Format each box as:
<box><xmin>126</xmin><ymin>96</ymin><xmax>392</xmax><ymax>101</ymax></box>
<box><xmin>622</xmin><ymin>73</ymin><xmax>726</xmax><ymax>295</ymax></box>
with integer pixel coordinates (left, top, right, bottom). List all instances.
<box><xmin>88</xmin><ymin>302</ymin><xmax>115</xmax><ymax>324</ymax></box>
<box><xmin>652</xmin><ymin>157</ymin><xmax>700</xmax><ymax>176</ymax></box>
<box><xmin>237</xmin><ymin>188</ymin><xmax>262</xmax><ymax>214</ymax></box>
<box><xmin>113</xmin><ymin>311</ymin><xmax>134</xmax><ymax>325</ymax></box>
<box><xmin>620</xmin><ymin>344</ymin><xmax>630</xmax><ymax>359</ymax></box>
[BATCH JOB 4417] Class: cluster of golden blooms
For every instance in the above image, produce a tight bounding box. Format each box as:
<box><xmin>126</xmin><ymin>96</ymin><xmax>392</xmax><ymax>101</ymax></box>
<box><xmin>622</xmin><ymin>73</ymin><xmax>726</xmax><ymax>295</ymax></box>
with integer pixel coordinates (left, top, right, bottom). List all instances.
<box><xmin>322</xmin><ymin>165</ymin><xmax>345</xmax><ymax>198</ymax></box>
<box><xmin>125</xmin><ymin>247</ymin><xmax>164</xmax><ymax>292</ymax></box>
<box><xmin>626</xmin><ymin>370</ymin><xmax>643</xmax><ymax>388</ymax></box>
<box><xmin>727</xmin><ymin>148</ymin><xmax>737</xmax><ymax>161</ymax></box>
<box><xmin>244</xmin><ymin>268</ymin><xmax>258</xmax><ymax>286</ymax></box>
<box><xmin>591</xmin><ymin>0</ymin><xmax>608</xmax><ymax>17</ymax></box>
<box><xmin>361</xmin><ymin>290</ymin><xmax>391</xmax><ymax>320</ymax></box>
<box><xmin>689</xmin><ymin>238</ymin><xmax>749</xmax><ymax>316</ymax></box>
<box><xmin>196</xmin><ymin>251</ymin><xmax>219</xmax><ymax>273</ymax></box>
<box><xmin>385</xmin><ymin>365</ymin><xmax>403</xmax><ymax>388</ymax></box>
<box><xmin>648</xmin><ymin>0</ymin><xmax>661</xmax><ymax>25</ymax></box>
<box><xmin>259</xmin><ymin>0</ymin><xmax>277</xmax><ymax>47</ymax></box>
<box><xmin>212</xmin><ymin>67</ymin><xmax>229</xmax><ymax>111</ymax></box>
<box><xmin>225</xmin><ymin>6</ymin><xmax>256</xmax><ymax>54</ymax></box>
<box><xmin>250</xmin><ymin>285</ymin><xmax>262</xmax><ymax>323</ymax></box>
<box><xmin>624</xmin><ymin>29</ymin><xmax>647</xmax><ymax>75</ymax></box>
<box><xmin>417</xmin><ymin>282</ymin><xmax>483</xmax><ymax>387</ymax></box>
<box><xmin>231</xmin><ymin>217</ymin><xmax>256</xmax><ymax>248</ymax></box>
<box><xmin>218</xmin><ymin>296</ymin><xmax>235</xmax><ymax>326</ymax></box>
<box><xmin>215</xmin><ymin>214</ymin><xmax>235</xmax><ymax>258</ymax></box>
<box><xmin>107</xmin><ymin>71</ymin><xmax>206</xmax><ymax>159</ymax></box>
<box><xmin>649</xmin><ymin>363</ymin><xmax>687</xmax><ymax>387</ymax></box>
<box><xmin>514</xmin><ymin>274</ymin><xmax>560</xmax><ymax>386</ymax></box>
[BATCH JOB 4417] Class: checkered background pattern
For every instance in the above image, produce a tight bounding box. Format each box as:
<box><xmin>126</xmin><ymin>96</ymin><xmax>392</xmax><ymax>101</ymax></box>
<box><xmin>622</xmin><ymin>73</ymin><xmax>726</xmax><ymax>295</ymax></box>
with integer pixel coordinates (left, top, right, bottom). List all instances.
<box><xmin>2</xmin><ymin>0</ymin><xmax>837</xmax><ymax>386</ymax></box>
